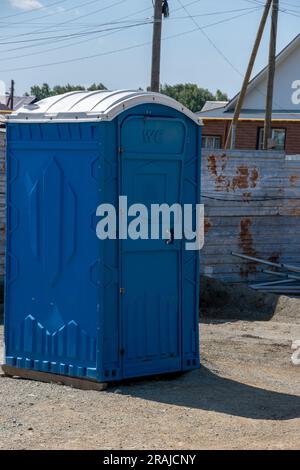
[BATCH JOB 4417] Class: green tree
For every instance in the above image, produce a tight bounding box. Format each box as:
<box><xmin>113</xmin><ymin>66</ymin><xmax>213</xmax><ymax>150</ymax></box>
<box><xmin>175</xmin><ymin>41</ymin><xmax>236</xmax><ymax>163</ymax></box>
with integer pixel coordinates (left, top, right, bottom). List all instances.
<box><xmin>30</xmin><ymin>83</ymin><xmax>52</xmax><ymax>101</ymax></box>
<box><xmin>215</xmin><ymin>89</ymin><xmax>228</xmax><ymax>101</ymax></box>
<box><xmin>28</xmin><ymin>83</ymin><xmax>107</xmax><ymax>101</ymax></box>
<box><xmin>160</xmin><ymin>83</ymin><xmax>228</xmax><ymax>112</ymax></box>
<box><xmin>87</xmin><ymin>83</ymin><xmax>107</xmax><ymax>91</ymax></box>
<box><xmin>52</xmin><ymin>84</ymin><xmax>85</xmax><ymax>96</ymax></box>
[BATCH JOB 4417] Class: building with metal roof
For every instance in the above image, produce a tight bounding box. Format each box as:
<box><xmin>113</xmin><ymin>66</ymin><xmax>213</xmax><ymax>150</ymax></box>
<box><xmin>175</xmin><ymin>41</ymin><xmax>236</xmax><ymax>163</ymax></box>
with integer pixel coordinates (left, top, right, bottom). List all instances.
<box><xmin>198</xmin><ymin>34</ymin><xmax>300</xmax><ymax>154</ymax></box>
<box><xmin>0</xmin><ymin>95</ymin><xmax>36</xmax><ymax>112</ymax></box>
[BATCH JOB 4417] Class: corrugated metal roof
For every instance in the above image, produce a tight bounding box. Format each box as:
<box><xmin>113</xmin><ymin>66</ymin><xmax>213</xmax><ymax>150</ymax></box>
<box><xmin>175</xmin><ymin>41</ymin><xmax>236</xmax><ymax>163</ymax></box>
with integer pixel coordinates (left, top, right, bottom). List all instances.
<box><xmin>201</xmin><ymin>101</ymin><xmax>229</xmax><ymax>112</ymax></box>
<box><xmin>0</xmin><ymin>95</ymin><xmax>35</xmax><ymax>111</ymax></box>
<box><xmin>12</xmin><ymin>96</ymin><xmax>35</xmax><ymax>110</ymax></box>
<box><xmin>7</xmin><ymin>90</ymin><xmax>202</xmax><ymax>125</ymax></box>
<box><xmin>197</xmin><ymin>107</ymin><xmax>300</xmax><ymax>121</ymax></box>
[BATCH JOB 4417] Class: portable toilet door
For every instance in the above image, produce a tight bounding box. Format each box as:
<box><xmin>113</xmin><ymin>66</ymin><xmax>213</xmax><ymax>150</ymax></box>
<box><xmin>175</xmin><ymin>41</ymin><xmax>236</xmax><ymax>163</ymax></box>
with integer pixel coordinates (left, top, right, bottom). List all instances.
<box><xmin>119</xmin><ymin>115</ymin><xmax>198</xmax><ymax>379</ymax></box>
<box><xmin>4</xmin><ymin>90</ymin><xmax>202</xmax><ymax>384</ymax></box>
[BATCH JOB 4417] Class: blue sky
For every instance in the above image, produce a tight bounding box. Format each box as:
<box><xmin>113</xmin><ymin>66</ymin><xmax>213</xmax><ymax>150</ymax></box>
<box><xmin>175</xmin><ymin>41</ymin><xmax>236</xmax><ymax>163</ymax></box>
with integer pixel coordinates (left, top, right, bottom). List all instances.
<box><xmin>0</xmin><ymin>0</ymin><xmax>299</xmax><ymax>98</ymax></box>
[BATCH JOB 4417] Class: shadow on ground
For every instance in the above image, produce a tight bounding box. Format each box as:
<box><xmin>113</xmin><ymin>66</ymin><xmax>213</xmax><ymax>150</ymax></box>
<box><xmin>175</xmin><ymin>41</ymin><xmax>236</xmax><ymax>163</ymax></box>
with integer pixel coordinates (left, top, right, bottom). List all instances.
<box><xmin>114</xmin><ymin>366</ymin><xmax>300</xmax><ymax>421</ymax></box>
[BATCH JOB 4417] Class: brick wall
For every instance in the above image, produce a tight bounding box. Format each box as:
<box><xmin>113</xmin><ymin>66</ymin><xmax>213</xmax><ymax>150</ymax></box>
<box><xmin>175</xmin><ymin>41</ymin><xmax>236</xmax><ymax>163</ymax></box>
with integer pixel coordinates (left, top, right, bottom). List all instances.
<box><xmin>202</xmin><ymin>119</ymin><xmax>300</xmax><ymax>154</ymax></box>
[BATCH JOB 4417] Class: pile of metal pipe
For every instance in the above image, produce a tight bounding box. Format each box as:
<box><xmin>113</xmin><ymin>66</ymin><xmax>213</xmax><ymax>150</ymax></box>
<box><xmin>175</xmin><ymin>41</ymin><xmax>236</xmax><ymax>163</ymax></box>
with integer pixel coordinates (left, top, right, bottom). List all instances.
<box><xmin>232</xmin><ymin>252</ymin><xmax>300</xmax><ymax>296</ymax></box>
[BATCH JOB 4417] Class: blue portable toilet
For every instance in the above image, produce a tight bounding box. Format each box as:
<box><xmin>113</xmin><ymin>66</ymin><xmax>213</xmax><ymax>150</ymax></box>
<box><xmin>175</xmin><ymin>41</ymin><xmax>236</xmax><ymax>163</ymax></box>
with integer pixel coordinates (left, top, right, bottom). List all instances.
<box><xmin>4</xmin><ymin>90</ymin><xmax>202</xmax><ymax>385</ymax></box>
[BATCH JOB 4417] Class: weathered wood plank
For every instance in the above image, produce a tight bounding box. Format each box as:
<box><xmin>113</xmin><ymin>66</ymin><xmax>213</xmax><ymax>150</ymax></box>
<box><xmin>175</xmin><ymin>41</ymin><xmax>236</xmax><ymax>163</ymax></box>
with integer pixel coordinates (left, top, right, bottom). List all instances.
<box><xmin>1</xmin><ymin>365</ymin><xmax>108</xmax><ymax>391</ymax></box>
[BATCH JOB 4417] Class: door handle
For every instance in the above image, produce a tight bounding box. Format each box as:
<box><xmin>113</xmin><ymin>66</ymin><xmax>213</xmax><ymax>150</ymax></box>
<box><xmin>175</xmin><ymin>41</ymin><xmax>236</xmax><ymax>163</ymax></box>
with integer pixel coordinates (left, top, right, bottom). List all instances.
<box><xmin>165</xmin><ymin>228</ymin><xmax>174</xmax><ymax>245</ymax></box>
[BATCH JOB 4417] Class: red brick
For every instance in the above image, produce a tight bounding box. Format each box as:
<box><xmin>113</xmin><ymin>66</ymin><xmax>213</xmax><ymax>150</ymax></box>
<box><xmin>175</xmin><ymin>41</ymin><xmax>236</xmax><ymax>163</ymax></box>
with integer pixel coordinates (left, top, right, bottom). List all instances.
<box><xmin>202</xmin><ymin>119</ymin><xmax>300</xmax><ymax>154</ymax></box>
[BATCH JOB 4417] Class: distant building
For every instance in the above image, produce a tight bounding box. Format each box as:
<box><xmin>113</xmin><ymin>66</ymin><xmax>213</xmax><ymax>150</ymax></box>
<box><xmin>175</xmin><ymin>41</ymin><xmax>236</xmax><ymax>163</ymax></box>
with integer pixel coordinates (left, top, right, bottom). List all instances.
<box><xmin>198</xmin><ymin>34</ymin><xmax>300</xmax><ymax>155</ymax></box>
<box><xmin>0</xmin><ymin>102</ymin><xmax>10</xmax><ymax>114</ymax></box>
<box><xmin>0</xmin><ymin>95</ymin><xmax>36</xmax><ymax>112</ymax></box>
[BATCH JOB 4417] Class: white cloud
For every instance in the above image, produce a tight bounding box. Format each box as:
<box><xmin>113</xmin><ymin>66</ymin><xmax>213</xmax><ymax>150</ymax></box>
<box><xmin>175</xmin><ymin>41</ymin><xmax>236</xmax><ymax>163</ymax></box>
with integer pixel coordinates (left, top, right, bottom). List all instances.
<box><xmin>9</xmin><ymin>0</ymin><xmax>43</xmax><ymax>11</ymax></box>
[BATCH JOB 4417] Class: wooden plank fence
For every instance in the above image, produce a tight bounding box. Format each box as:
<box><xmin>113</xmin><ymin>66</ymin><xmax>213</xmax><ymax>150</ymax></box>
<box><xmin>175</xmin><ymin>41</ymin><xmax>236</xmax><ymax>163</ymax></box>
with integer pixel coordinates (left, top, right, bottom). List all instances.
<box><xmin>201</xmin><ymin>149</ymin><xmax>300</xmax><ymax>283</ymax></box>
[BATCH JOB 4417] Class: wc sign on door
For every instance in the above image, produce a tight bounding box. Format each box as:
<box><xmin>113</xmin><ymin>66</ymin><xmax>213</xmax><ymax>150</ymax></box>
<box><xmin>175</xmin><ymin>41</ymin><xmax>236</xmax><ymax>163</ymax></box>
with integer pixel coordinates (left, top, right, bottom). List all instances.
<box><xmin>143</xmin><ymin>129</ymin><xmax>164</xmax><ymax>144</ymax></box>
<box><xmin>291</xmin><ymin>80</ymin><xmax>300</xmax><ymax>105</ymax></box>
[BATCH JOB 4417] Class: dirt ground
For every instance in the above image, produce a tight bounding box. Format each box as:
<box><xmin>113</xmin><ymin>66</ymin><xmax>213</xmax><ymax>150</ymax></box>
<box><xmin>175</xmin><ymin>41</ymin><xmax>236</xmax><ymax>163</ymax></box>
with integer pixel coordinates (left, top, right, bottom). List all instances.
<box><xmin>1</xmin><ymin>285</ymin><xmax>300</xmax><ymax>450</ymax></box>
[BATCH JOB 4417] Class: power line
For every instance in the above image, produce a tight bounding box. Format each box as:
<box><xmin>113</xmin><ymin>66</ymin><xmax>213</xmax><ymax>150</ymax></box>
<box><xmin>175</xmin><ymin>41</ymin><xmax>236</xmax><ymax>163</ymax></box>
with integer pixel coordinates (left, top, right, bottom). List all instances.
<box><xmin>244</xmin><ymin>0</ymin><xmax>300</xmax><ymax>18</ymax></box>
<box><xmin>0</xmin><ymin>8</ymin><xmax>262</xmax><ymax>73</ymax></box>
<box><xmin>171</xmin><ymin>6</ymin><xmax>264</xmax><ymax>20</ymax></box>
<box><xmin>0</xmin><ymin>0</ymin><xmax>126</xmax><ymax>42</ymax></box>
<box><xmin>0</xmin><ymin>19</ymin><xmax>145</xmax><ymax>46</ymax></box>
<box><xmin>0</xmin><ymin>0</ymin><xmax>230</xmax><ymax>39</ymax></box>
<box><xmin>1</xmin><ymin>0</ymin><xmax>97</xmax><ymax>24</ymax></box>
<box><xmin>0</xmin><ymin>7</ymin><xmax>260</xmax><ymax>57</ymax></box>
<box><xmin>0</xmin><ymin>0</ymin><xmax>70</xmax><ymax>20</ymax></box>
<box><xmin>0</xmin><ymin>6</ymin><xmax>261</xmax><ymax>29</ymax></box>
<box><xmin>0</xmin><ymin>0</ymin><xmax>255</xmax><ymax>42</ymax></box>
<box><xmin>0</xmin><ymin>0</ymin><xmax>120</xmax><ymax>49</ymax></box>
<box><xmin>175</xmin><ymin>0</ymin><xmax>244</xmax><ymax>77</ymax></box>
<box><xmin>0</xmin><ymin>4</ymin><xmax>261</xmax><ymax>62</ymax></box>
<box><xmin>0</xmin><ymin>8</ymin><xmax>154</xmax><ymax>57</ymax></box>
<box><xmin>0</xmin><ymin>24</ymin><xmax>144</xmax><ymax>59</ymax></box>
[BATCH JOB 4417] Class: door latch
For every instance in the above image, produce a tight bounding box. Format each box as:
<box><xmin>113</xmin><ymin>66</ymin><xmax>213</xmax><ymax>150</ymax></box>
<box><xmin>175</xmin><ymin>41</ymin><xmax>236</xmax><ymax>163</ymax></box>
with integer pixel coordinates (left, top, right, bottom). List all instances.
<box><xmin>165</xmin><ymin>228</ymin><xmax>175</xmax><ymax>245</ymax></box>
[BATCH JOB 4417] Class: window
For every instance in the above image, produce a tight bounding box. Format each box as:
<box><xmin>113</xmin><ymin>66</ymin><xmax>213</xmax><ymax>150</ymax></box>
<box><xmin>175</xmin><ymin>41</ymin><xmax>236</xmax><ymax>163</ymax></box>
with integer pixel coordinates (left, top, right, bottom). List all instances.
<box><xmin>258</xmin><ymin>128</ymin><xmax>286</xmax><ymax>150</ymax></box>
<box><xmin>202</xmin><ymin>136</ymin><xmax>221</xmax><ymax>150</ymax></box>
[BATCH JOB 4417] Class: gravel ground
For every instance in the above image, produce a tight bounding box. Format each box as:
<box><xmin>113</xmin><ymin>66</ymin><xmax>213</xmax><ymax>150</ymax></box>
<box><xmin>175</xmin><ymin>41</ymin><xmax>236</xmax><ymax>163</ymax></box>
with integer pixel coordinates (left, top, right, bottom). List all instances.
<box><xmin>1</xmin><ymin>305</ymin><xmax>300</xmax><ymax>450</ymax></box>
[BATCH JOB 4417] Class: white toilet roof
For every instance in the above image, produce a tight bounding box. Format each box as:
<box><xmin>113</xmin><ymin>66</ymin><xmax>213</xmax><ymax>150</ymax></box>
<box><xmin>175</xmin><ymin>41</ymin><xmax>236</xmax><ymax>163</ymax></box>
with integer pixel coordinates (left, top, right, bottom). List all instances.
<box><xmin>7</xmin><ymin>90</ymin><xmax>202</xmax><ymax>125</ymax></box>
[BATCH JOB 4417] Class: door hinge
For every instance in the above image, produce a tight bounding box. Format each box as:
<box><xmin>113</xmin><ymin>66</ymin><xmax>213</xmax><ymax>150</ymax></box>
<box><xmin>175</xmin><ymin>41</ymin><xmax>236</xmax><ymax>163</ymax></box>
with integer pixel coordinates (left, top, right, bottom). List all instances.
<box><xmin>118</xmin><ymin>146</ymin><xmax>124</xmax><ymax>154</ymax></box>
<box><xmin>120</xmin><ymin>348</ymin><xmax>125</xmax><ymax>356</ymax></box>
<box><xmin>120</xmin><ymin>287</ymin><xmax>125</xmax><ymax>295</ymax></box>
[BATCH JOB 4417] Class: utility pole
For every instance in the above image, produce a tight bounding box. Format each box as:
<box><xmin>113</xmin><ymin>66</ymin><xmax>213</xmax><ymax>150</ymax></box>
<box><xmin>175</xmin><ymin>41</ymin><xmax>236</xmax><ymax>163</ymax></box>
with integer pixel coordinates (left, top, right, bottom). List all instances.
<box><xmin>150</xmin><ymin>0</ymin><xmax>169</xmax><ymax>92</ymax></box>
<box><xmin>264</xmin><ymin>0</ymin><xmax>279</xmax><ymax>150</ymax></box>
<box><xmin>151</xmin><ymin>0</ymin><xmax>163</xmax><ymax>92</ymax></box>
<box><xmin>225</xmin><ymin>0</ymin><xmax>272</xmax><ymax>149</ymax></box>
<box><xmin>6</xmin><ymin>80</ymin><xmax>15</xmax><ymax>110</ymax></box>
